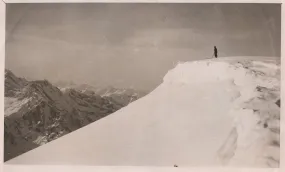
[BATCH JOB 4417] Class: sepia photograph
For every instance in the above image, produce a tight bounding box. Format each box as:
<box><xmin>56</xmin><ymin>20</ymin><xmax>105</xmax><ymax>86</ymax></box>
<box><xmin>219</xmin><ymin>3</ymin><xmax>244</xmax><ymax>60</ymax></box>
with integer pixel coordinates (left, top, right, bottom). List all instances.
<box><xmin>3</xmin><ymin>3</ymin><xmax>281</xmax><ymax>168</ymax></box>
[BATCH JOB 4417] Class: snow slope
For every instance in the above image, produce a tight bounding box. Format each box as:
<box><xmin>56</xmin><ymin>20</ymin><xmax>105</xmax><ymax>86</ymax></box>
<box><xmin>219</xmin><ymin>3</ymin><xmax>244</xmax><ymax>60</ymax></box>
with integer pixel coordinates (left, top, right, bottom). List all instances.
<box><xmin>6</xmin><ymin>57</ymin><xmax>280</xmax><ymax>167</ymax></box>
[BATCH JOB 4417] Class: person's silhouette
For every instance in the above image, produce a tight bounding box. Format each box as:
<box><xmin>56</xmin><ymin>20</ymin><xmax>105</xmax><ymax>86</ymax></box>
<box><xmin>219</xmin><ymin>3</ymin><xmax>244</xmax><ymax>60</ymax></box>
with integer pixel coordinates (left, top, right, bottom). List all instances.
<box><xmin>214</xmin><ymin>46</ymin><xmax>218</xmax><ymax>58</ymax></box>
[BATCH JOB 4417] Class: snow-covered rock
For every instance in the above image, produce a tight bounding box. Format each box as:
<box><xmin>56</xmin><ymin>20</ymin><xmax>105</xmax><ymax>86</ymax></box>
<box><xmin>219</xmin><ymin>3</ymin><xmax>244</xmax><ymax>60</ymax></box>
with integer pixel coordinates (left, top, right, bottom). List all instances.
<box><xmin>6</xmin><ymin>57</ymin><xmax>280</xmax><ymax>167</ymax></box>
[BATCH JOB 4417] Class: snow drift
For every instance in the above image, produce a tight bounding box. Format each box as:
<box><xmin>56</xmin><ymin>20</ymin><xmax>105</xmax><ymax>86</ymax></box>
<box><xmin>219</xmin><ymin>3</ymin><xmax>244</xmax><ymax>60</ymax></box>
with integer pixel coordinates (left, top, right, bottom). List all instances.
<box><xmin>6</xmin><ymin>57</ymin><xmax>280</xmax><ymax>167</ymax></box>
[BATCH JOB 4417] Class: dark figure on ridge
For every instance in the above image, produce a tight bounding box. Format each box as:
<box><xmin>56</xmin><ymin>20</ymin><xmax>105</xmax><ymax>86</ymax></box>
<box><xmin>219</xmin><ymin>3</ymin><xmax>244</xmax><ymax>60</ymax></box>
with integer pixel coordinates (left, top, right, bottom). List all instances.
<box><xmin>214</xmin><ymin>46</ymin><xmax>218</xmax><ymax>58</ymax></box>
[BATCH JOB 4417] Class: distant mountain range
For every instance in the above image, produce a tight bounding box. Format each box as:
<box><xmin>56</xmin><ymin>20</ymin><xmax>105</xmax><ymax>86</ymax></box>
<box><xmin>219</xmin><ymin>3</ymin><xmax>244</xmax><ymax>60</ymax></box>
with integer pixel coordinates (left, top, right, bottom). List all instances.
<box><xmin>54</xmin><ymin>81</ymin><xmax>147</xmax><ymax>107</ymax></box>
<box><xmin>4</xmin><ymin>69</ymin><xmax>147</xmax><ymax>161</ymax></box>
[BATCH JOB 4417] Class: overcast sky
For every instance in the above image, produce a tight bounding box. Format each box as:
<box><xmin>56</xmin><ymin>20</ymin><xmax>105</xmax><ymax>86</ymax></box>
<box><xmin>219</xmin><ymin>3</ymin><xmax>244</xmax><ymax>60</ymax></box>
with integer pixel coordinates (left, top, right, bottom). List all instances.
<box><xmin>5</xmin><ymin>3</ymin><xmax>281</xmax><ymax>91</ymax></box>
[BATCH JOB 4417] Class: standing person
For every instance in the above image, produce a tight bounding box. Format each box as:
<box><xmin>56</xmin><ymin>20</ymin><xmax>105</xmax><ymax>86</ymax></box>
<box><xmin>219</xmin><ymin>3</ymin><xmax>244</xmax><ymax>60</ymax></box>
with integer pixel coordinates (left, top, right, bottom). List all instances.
<box><xmin>214</xmin><ymin>46</ymin><xmax>218</xmax><ymax>58</ymax></box>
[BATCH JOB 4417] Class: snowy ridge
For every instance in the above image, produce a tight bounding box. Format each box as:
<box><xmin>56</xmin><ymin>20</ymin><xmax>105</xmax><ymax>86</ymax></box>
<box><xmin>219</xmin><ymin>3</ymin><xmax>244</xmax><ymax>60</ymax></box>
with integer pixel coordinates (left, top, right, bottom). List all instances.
<box><xmin>7</xmin><ymin>57</ymin><xmax>280</xmax><ymax>167</ymax></box>
<box><xmin>161</xmin><ymin>57</ymin><xmax>280</xmax><ymax>167</ymax></box>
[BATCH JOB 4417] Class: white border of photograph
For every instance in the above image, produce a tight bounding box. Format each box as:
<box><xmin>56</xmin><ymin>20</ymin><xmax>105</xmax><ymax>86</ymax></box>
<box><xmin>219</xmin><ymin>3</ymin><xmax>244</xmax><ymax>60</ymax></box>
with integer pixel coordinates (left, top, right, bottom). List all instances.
<box><xmin>0</xmin><ymin>0</ymin><xmax>283</xmax><ymax>172</ymax></box>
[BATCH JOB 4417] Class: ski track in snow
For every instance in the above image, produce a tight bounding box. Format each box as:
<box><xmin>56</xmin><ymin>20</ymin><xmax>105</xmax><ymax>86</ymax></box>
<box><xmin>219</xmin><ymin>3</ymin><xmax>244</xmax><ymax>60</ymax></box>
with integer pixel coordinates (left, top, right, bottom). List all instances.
<box><xmin>6</xmin><ymin>57</ymin><xmax>280</xmax><ymax>167</ymax></box>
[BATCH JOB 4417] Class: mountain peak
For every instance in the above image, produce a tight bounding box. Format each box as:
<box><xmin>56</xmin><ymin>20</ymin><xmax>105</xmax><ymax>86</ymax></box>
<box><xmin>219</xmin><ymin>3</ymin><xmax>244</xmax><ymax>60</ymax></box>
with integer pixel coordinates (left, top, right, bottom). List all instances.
<box><xmin>7</xmin><ymin>57</ymin><xmax>280</xmax><ymax>167</ymax></box>
<box><xmin>5</xmin><ymin>69</ymin><xmax>28</xmax><ymax>97</ymax></box>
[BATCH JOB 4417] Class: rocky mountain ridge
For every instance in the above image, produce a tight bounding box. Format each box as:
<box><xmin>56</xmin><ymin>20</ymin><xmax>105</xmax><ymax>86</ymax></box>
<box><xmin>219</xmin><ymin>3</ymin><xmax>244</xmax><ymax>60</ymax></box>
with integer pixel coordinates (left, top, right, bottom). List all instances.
<box><xmin>4</xmin><ymin>69</ymin><xmax>143</xmax><ymax>161</ymax></box>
